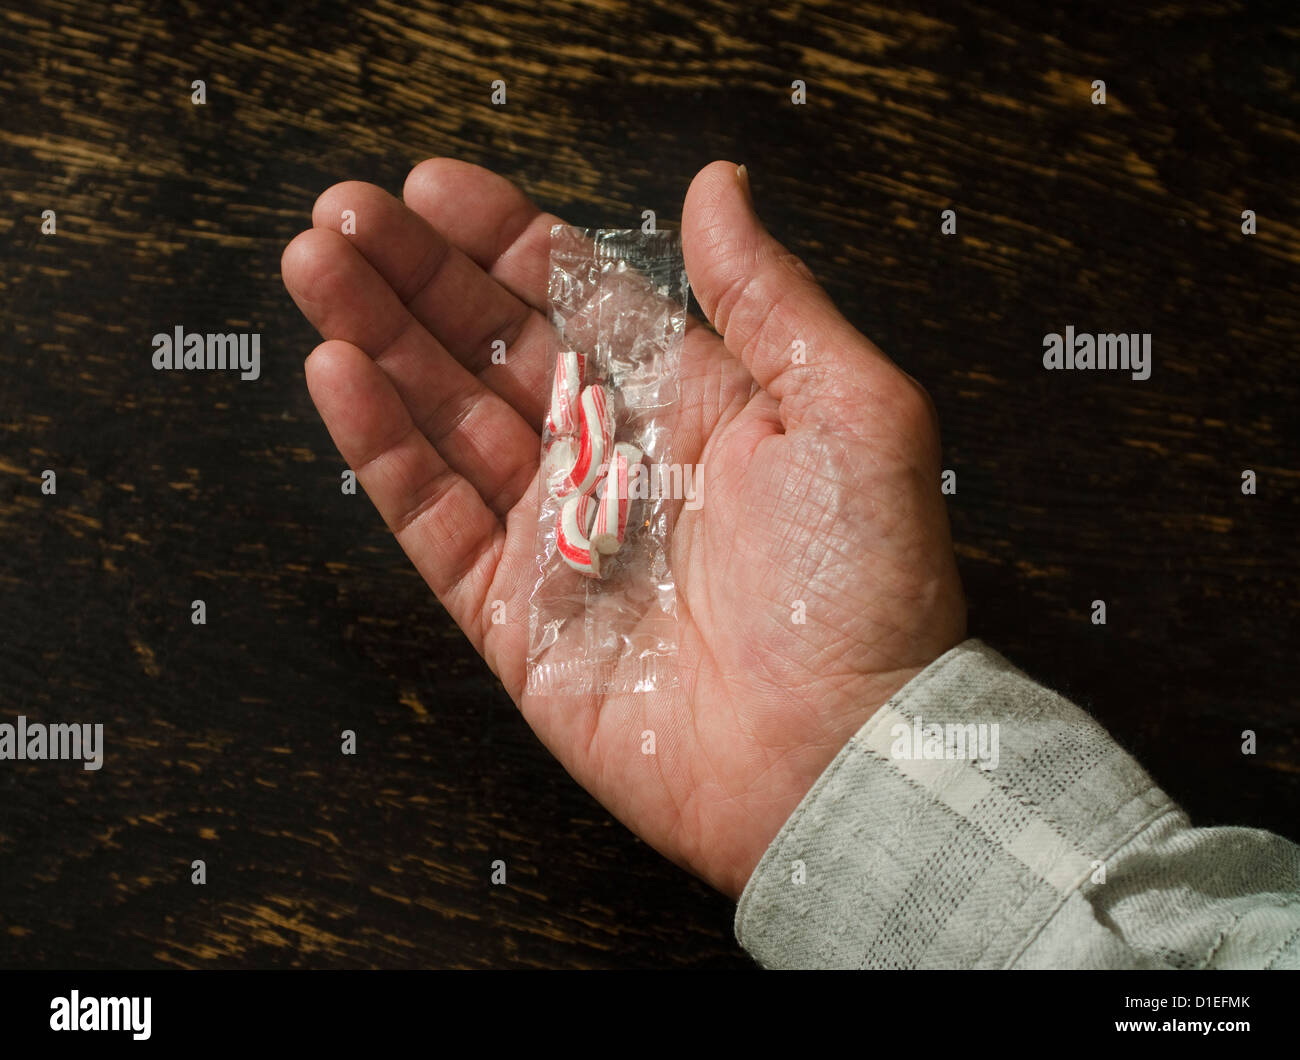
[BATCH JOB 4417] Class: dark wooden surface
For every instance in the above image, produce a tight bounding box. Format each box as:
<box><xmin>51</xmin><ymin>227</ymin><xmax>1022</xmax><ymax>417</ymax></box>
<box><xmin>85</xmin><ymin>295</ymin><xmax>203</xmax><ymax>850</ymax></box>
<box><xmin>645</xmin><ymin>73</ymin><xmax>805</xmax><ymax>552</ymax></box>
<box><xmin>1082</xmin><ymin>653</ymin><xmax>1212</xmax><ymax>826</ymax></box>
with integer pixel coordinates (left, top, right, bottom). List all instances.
<box><xmin>1</xmin><ymin>0</ymin><xmax>1297</xmax><ymax>968</ymax></box>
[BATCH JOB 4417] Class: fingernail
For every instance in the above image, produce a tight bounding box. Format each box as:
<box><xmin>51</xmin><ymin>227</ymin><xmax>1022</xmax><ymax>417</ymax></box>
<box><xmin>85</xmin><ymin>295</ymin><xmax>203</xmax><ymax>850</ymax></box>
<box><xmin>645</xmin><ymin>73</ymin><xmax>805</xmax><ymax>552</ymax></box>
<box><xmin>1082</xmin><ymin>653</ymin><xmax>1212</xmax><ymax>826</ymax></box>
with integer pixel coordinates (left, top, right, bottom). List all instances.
<box><xmin>736</xmin><ymin>164</ymin><xmax>754</xmax><ymax>208</ymax></box>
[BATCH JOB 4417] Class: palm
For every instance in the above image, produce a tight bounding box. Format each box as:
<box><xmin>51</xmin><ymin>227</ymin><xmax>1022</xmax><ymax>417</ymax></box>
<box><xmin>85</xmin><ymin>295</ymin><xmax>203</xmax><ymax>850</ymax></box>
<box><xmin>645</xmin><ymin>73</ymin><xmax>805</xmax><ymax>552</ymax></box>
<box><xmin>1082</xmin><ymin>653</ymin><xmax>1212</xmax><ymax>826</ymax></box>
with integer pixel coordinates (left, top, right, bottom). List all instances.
<box><xmin>285</xmin><ymin>159</ymin><xmax>965</xmax><ymax>898</ymax></box>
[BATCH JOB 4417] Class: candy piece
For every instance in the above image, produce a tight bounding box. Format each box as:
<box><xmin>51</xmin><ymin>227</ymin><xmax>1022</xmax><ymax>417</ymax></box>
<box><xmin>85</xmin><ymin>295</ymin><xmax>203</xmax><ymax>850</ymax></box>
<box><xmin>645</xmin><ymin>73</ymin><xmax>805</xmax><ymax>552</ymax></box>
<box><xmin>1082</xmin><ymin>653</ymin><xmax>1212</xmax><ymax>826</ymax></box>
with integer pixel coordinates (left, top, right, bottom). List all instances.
<box><xmin>591</xmin><ymin>442</ymin><xmax>642</xmax><ymax>554</ymax></box>
<box><xmin>567</xmin><ymin>384</ymin><xmax>613</xmax><ymax>496</ymax></box>
<box><xmin>545</xmin><ymin>349</ymin><xmax>584</xmax><ymax>436</ymax></box>
<box><xmin>556</xmin><ymin>492</ymin><xmax>601</xmax><ymax>577</ymax></box>
<box><xmin>543</xmin><ymin>437</ymin><xmax>578</xmax><ymax>498</ymax></box>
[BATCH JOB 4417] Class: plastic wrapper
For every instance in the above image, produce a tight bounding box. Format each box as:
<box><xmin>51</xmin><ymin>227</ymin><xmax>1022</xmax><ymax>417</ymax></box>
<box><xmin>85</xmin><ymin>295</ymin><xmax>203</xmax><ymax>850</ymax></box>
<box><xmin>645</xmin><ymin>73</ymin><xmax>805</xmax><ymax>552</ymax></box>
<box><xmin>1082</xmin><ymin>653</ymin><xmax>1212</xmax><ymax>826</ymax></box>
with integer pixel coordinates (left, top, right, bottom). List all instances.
<box><xmin>525</xmin><ymin>226</ymin><xmax>689</xmax><ymax>696</ymax></box>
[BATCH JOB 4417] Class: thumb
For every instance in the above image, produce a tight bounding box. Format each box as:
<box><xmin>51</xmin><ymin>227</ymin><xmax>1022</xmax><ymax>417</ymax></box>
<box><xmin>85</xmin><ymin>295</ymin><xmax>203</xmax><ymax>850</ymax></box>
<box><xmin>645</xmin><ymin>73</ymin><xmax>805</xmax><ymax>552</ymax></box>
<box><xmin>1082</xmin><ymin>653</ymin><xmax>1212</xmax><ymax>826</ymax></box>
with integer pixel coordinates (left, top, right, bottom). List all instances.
<box><xmin>682</xmin><ymin>160</ymin><xmax>907</xmax><ymax>433</ymax></box>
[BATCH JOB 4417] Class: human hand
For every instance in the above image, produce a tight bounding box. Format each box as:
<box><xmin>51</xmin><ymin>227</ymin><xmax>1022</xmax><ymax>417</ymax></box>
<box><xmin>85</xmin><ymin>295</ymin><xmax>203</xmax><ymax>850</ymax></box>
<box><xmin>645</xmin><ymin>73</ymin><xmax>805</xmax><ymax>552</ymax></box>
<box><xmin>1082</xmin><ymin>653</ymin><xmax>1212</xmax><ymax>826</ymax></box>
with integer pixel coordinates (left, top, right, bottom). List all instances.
<box><xmin>281</xmin><ymin>159</ymin><xmax>966</xmax><ymax>899</ymax></box>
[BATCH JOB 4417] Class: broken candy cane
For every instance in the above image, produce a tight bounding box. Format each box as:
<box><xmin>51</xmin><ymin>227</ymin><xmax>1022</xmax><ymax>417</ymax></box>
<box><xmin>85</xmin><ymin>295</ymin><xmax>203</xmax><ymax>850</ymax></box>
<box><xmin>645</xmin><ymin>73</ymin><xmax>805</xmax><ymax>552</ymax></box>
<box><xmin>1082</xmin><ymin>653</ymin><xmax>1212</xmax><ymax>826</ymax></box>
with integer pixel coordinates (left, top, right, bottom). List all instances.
<box><xmin>556</xmin><ymin>492</ymin><xmax>601</xmax><ymax>577</ymax></box>
<box><xmin>591</xmin><ymin>442</ymin><xmax>642</xmax><ymax>554</ymax></box>
<box><xmin>542</xmin><ymin>437</ymin><xmax>577</xmax><ymax>498</ymax></box>
<box><xmin>545</xmin><ymin>348</ymin><xmax>585</xmax><ymax>436</ymax></box>
<box><xmin>567</xmin><ymin>384</ymin><xmax>614</xmax><ymax>496</ymax></box>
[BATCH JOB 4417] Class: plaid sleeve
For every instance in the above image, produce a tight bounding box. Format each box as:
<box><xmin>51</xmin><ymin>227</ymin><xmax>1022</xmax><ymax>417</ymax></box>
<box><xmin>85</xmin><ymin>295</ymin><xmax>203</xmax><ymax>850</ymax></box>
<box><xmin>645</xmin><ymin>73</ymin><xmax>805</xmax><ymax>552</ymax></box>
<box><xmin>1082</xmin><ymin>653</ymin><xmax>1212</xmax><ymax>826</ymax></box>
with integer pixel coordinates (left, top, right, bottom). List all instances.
<box><xmin>734</xmin><ymin>639</ymin><xmax>1300</xmax><ymax>969</ymax></box>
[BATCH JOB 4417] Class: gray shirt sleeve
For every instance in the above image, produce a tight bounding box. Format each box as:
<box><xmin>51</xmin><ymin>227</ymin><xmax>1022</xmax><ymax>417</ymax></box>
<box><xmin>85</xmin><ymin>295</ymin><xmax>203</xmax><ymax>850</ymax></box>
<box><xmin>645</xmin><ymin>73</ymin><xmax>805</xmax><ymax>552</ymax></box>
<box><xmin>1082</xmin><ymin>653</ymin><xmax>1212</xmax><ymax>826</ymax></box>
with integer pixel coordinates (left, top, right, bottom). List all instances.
<box><xmin>734</xmin><ymin>639</ymin><xmax>1300</xmax><ymax>969</ymax></box>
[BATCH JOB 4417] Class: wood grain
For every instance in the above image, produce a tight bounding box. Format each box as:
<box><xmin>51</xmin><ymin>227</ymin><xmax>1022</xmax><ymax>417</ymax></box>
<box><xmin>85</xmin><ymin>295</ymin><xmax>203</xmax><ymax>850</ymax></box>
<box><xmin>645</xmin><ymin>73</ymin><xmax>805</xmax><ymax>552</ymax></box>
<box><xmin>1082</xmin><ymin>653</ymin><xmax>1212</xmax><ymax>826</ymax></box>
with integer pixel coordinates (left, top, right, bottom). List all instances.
<box><xmin>1</xmin><ymin>0</ymin><xmax>1296</xmax><ymax>968</ymax></box>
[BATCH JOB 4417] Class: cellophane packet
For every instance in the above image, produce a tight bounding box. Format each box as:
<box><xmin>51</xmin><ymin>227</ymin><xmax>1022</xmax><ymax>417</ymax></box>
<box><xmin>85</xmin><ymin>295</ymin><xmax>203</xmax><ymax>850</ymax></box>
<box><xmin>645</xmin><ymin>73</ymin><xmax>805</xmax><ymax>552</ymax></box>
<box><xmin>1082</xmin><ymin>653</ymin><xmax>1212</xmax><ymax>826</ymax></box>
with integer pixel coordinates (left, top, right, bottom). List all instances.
<box><xmin>524</xmin><ymin>226</ymin><xmax>689</xmax><ymax>696</ymax></box>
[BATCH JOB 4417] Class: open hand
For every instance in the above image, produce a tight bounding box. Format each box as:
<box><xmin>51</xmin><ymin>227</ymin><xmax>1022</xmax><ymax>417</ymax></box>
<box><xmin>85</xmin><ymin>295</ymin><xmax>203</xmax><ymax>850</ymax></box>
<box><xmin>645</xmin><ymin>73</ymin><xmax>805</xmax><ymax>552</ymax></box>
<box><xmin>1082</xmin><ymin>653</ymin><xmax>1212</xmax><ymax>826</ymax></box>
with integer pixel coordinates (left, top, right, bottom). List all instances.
<box><xmin>282</xmin><ymin>160</ymin><xmax>966</xmax><ymax>899</ymax></box>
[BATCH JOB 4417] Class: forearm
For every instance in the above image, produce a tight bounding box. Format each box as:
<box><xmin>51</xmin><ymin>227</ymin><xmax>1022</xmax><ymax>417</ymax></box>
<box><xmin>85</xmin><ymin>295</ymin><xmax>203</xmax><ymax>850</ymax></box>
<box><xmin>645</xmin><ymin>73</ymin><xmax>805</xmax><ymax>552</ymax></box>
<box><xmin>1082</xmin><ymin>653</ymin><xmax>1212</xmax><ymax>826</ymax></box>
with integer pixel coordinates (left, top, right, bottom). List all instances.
<box><xmin>735</xmin><ymin>640</ymin><xmax>1300</xmax><ymax>969</ymax></box>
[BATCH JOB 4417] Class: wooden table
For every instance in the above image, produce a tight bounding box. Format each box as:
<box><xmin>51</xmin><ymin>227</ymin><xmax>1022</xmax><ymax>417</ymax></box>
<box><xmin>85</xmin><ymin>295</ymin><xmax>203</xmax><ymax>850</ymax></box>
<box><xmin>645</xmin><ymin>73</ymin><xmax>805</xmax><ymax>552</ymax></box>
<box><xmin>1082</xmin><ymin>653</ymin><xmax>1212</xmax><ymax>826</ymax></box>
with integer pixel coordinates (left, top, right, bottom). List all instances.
<box><xmin>2</xmin><ymin>0</ymin><xmax>1296</xmax><ymax>968</ymax></box>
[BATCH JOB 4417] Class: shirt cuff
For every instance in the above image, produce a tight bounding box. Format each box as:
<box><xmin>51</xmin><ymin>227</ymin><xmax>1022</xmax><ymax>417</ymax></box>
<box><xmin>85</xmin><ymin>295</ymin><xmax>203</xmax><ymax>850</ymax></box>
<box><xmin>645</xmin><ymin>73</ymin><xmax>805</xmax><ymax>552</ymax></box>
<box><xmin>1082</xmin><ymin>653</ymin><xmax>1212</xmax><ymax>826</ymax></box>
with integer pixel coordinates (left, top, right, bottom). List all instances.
<box><xmin>733</xmin><ymin>638</ymin><xmax>1295</xmax><ymax>968</ymax></box>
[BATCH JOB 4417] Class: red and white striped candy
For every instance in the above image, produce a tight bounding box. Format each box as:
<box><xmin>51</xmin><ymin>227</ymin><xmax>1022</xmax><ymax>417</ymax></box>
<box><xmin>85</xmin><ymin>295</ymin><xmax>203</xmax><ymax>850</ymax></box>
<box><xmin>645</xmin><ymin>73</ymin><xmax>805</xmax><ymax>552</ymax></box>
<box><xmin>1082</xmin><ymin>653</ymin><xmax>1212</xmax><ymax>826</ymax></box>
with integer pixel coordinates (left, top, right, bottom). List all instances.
<box><xmin>556</xmin><ymin>492</ymin><xmax>601</xmax><ymax>577</ymax></box>
<box><xmin>545</xmin><ymin>349</ymin><xmax>585</xmax><ymax>436</ymax></box>
<box><xmin>591</xmin><ymin>442</ymin><xmax>642</xmax><ymax>554</ymax></box>
<box><xmin>542</xmin><ymin>437</ymin><xmax>578</xmax><ymax>498</ymax></box>
<box><xmin>567</xmin><ymin>384</ymin><xmax>614</xmax><ymax>496</ymax></box>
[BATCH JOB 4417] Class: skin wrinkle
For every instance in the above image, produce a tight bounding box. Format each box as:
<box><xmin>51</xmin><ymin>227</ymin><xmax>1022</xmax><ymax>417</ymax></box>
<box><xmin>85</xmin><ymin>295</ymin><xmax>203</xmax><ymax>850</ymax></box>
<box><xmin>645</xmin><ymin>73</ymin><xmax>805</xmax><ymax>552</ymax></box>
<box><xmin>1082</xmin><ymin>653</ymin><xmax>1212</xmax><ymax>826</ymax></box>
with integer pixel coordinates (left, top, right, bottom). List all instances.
<box><xmin>694</xmin><ymin>221</ymin><xmax>763</xmax><ymax>311</ymax></box>
<box><xmin>687</xmin><ymin>342</ymin><xmax>747</xmax><ymax>443</ymax></box>
<box><xmin>486</xmin><ymin>509</ymin><xmax>534</xmax><ymax>678</ymax></box>
<box><xmin>467</xmin><ymin>300</ymin><xmax>533</xmax><ymax>376</ymax></box>
<box><xmin>494</xmin><ymin>314</ymin><xmax>564</xmax><ymax>406</ymax></box>
<box><xmin>396</xmin><ymin>476</ymin><xmax>486</xmax><ymax>572</ymax></box>
<box><xmin>777</xmin><ymin>252</ymin><xmax>818</xmax><ymax>285</ymax></box>
<box><xmin>791</xmin><ymin>614</ymin><xmax>877</xmax><ymax>674</ymax></box>
<box><xmin>435</xmin><ymin>196</ymin><xmax>547</xmax><ymax>304</ymax></box>
<box><xmin>481</xmin><ymin>454</ymin><xmax>537</xmax><ymax>518</ymax></box>
<box><xmin>420</xmin><ymin>414</ymin><xmax>530</xmax><ymax>517</ymax></box>
<box><xmin>416</xmin><ymin>373</ymin><xmax>492</xmax><ymax>450</ymax></box>
<box><xmin>803</xmin><ymin>518</ymin><xmax>907</xmax><ymax>596</ymax></box>
<box><xmin>738</xmin><ymin>444</ymin><xmax>941</xmax><ymax>671</ymax></box>
<box><xmin>477</xmin><ymin>192</ymin><xmax>545</xmax><ymax>276</ymax></box>
<box><xmin>753</xmin><ymin>516</ymin><xmax>892</xmax><ymax>616</ymax></box>
<box><xmin>703</xmin><ymin>248</ymin><xmax>760</xmax><ymax>339</ymax></box>
<box><xmin>349</xmin><ymin>245</ymin><xmax>420</xmax><ymax>357</ymax></box>
<box><xmin>740</xmin><ymin>736</ymin><xmax>833</xmax><ymax>802</ymax></box>
<box><xmin>422</xmin><ymin>540</ymin><xmax>500</xmax><ymax>666</ymax></box>
<box><xmin>722</xmin><ymin>268</ymin><xmax>796</xmax><ymax>376</ymax></box>
<box><xmin>461</xmin><ymin>278</ymin><xmax>558</xmax><ymax>420</ymax></box>
<box><xmin>349</xmin><ymin>412</ymin><xmax>424</xmax><ymax>481</ymax></box>
<box><xmin>472</xmin><ymin>532</ymin><xmax>513</xmax><ymax>669</ymax></box>
<box><xmin>748</xmin><ymin>554</ymin><xmax>828</xmax><ymax>627</ymax></box>
<box><xmin>620</xmin><ymin>663</ymin><xmax>696</xmax><ymax>863</ymax></box>
<box><xmin>386</xmin><ymin>460</ymin><xmax>463</xmax><ymax>539</ymax></box>
<box><xmin>369</xmin><ymin>337</ymin><xmax>463</xmax><ymax>420</ymax></box>
<box><xmin>451</xmin><ymin>405</ymin><xmax>534</xmax><ymax>513</ymax></box>
<box><xmin>728</xmin><ymin>676</ymin><xmax>868</xmax><ymax>858</ymax></box>
<box><xmin>756</xmin><ymin>478</ymin><xmax>854</xmax><ymax>576</ymax></box>
<box><xmin>281</xmin><ymin>229</ymin><xmax>339</xmax><ymax>298</ymax></box>
<box><xmin>785</xmin><ymin>451</ymin><xmax>861</xmax><ymax>527</ymax></box>
<box><xmin>749</xmin><ymin>610</ymin><xmax>847</xmax><ymax>690</ymax></box>
<box><xmin>394</xmin><ymin>229</ymin><xmax>454</xmax><ymax>306</ymax></box>
<box><xmin>763</xmin><ymin>578</ymin><xmax>874</xmax><ymax>676</ymax></box>
<box><xmin>686</xmin><ymin>230</ymin><xmax>748</xmax><ymax>317</ymax></box>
